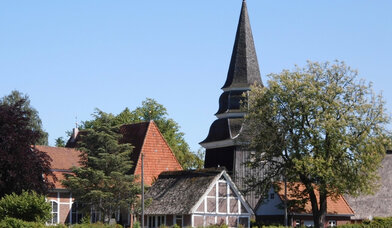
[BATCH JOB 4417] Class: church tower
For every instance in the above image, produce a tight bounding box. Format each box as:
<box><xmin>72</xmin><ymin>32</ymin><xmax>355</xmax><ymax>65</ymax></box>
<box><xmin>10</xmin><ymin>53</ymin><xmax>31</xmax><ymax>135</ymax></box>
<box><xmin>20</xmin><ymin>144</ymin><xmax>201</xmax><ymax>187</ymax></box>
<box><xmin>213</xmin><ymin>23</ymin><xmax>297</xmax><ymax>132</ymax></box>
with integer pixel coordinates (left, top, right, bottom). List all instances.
<box><xmin>200</xmin><ymin>0</ymin><xmax>262</xmax><ymax>208</ymax></box>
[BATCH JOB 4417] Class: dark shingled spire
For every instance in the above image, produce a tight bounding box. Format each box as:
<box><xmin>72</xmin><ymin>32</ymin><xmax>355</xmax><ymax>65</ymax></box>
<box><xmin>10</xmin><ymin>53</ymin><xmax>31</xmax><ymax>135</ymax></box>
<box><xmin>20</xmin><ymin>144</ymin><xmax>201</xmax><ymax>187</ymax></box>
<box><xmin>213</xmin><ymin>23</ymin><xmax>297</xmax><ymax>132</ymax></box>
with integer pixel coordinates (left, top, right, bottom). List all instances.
<box><xmin>222</xmin><ymin>0</ymin><xmax>262</xmax><ymax>90</ymax></box>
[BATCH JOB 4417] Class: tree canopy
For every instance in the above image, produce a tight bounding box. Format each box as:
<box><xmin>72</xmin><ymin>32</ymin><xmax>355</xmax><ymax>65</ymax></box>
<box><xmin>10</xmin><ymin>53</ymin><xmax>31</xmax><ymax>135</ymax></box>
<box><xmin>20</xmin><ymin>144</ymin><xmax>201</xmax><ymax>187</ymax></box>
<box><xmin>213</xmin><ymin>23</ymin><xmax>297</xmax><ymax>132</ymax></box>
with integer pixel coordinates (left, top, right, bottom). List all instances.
<box><xmin>243</xmin><ymin>61</ymin><xmax>391</xmax><ymax>228</ymax></box>
<box><xmin>0</xmin><ymin>97</ymin><xmax>53</xmax><ymax>197</ymax></box>
<box><xmin>0</xmin><ymin>90</ymin><xmax>48</xmax><ymax>145</ymax></box>
<box><xmin>62</xmin><ymin>114</ymin><xmax>139</xmax><ymax>223</ymax></box>
<box><xmin>80</xmin><ymin>98</ymin><xmax>203</xmax><ymax>169</ymax></box>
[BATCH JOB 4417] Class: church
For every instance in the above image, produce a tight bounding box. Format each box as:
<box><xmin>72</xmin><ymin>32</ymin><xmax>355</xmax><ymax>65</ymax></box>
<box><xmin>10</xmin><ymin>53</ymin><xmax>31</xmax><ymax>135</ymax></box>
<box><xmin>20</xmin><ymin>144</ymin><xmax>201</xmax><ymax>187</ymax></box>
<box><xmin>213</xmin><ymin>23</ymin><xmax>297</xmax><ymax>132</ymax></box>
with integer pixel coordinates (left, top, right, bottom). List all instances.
<box><xmin>39</xmin><ymin>0</ymin><xmax>359</xmax><ymax>227</ymax></box>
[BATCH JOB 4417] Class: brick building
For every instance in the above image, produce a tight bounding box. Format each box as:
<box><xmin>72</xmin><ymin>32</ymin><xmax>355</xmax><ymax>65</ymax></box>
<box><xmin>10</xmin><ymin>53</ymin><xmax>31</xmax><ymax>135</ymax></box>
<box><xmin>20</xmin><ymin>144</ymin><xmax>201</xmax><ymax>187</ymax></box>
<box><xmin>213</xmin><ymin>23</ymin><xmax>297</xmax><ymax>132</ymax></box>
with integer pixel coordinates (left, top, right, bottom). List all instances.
<box><xmin>39</xmin><ymin>121</ymin><xmax>182</xmax><ymax>225</ymax></box>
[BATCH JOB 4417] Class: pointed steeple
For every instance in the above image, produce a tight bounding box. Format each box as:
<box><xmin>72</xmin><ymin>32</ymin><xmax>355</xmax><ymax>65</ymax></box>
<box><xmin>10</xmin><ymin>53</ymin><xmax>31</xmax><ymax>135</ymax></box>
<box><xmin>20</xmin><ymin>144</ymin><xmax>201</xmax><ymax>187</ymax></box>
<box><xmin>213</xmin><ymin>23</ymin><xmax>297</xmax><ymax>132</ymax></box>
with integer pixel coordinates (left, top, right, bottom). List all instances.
<box><xmin>222</xmin><ymin>0</ymin><xmax>262</xmax><ymax>91</ymax></box>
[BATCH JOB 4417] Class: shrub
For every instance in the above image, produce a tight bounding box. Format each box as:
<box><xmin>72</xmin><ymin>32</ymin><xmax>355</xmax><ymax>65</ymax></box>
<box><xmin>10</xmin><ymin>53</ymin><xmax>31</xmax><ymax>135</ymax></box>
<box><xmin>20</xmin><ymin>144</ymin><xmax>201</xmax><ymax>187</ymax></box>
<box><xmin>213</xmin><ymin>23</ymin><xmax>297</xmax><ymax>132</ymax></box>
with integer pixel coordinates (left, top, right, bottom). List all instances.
<box><xmin>0</xmin><ymin>217</ymin><xmax>66</xmax><ymax>228</ymax></box>
<box><xmin>0</xmin><ymin>191</ymin><xmax>51</xmax><ymax>223</ymax></box>
<box><xmin>72</xmin><ymin>222</ymin><xmax>123</xmax><ymax>228</ymax></box>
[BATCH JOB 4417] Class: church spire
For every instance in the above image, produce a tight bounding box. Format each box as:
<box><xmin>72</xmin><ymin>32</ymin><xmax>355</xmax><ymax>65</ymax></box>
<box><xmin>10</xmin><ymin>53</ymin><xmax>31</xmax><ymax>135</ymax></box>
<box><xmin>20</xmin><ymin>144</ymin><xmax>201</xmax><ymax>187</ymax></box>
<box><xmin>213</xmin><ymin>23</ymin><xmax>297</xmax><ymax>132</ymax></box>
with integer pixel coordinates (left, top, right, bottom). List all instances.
<box><xmin>222</xmin><ymin>0</ymin><xmax>262</xmax><ymax>91</ymax></box>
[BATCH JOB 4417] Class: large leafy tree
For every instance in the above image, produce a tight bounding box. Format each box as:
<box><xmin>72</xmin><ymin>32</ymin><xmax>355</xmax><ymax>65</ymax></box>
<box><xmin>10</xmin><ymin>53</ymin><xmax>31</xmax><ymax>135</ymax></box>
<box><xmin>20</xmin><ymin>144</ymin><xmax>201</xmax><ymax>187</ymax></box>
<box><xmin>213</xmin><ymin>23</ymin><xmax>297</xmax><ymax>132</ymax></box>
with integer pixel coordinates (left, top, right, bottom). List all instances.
<box><xmin>81</xmin><ymin>98</ymin><xmax>203</xmax><ymax>169</ymax></box>
<box><xmin>243</xmin><ymin>61</ymin><xmax>391</xmax><ymax>228</ymax></box>
<box><xmin>62</xmin><ymin>113</ymin><xmax>139</xmax><ymax>223</ymax></box>
<box><xmin>0</xmin><ymin>90</ymin><xmax>48</xmax><ymax>145</ymax></box>
<box><xmin>0</xmin><ymin>97</ymin><xmax>53</xmax><ymax>197</ymax></box>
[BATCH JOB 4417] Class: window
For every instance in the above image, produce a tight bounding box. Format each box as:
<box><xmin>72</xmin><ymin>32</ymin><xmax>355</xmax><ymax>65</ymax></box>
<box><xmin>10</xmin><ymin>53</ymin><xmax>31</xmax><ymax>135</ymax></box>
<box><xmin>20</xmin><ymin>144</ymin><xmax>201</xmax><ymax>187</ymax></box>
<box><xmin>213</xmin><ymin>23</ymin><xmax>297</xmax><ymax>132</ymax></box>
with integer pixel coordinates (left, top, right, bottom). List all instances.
<box><xmin>147</xmin><ymin>215</ymin><xmax>165</xmax><ymax>228</ymax></box>
<box><xmin>157</xmin><ymin>216</ymin><xmax>165</xmax><ymax>227</ymax></box>
<box><xmin>304</xmin><ymin>220</ymin><xmax>314</xmax><ymax>227</ymax></box>
<box><xmin>270</xmin><ymin>193</ymin><xmax>274</xmax><ymax>199</ymax></box>
<box><xmin>71</xmin><ymin>203</ymin><xmax>83</xmax><ymax>224</ymax></box>
<box><xmin>328</xmin><ymin>220</ymin><xmax>337</xmax><ymax>227</ymax></box>
<box><xmin>48</xmin><ymin>201</ymin><xmax>58</xmax><ymax>224</ymax></box>
<box><xmin>175</xmin><ymin>215</ymin><xmax>182</xmax><ymax>227</ymax></box>
<box><xmin>91</xmin><ymin>206</ymin><xmax>101</xmax><ymax>223</ymax></box>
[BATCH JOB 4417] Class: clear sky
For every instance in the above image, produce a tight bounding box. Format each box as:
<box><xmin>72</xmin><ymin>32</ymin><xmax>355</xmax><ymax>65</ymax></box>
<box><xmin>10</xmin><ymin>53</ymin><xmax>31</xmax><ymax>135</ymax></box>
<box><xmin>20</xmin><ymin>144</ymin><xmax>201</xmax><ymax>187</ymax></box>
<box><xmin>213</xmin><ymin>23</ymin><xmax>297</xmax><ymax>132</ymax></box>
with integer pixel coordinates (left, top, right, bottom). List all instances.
<box><xmin>1</xmin><ymin>0</ymin><xmax>391</xmax><ymax>152</ymax></box>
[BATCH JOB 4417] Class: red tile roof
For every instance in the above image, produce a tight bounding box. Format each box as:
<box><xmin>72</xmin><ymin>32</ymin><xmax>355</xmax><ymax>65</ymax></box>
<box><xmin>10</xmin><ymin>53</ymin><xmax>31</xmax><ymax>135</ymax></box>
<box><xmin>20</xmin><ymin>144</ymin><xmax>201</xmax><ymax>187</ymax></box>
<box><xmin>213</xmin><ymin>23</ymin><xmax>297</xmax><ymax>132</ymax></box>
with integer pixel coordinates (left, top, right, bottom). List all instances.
<box><xmin>276</xmin><ymin>182</ymin><xmax>354</xmax><ymax>215</ymax></box>
<box><xmin>64</xmin><ymin>121</ymin><xmax>182</xmax><ymax>186</ymax></box>
<box><xmin>35</xmin><ymin>145</ymin><xmax>82</xmax><ymax>189</ymax></box>
<box><xmin>135</xmin><ymin>121</ymin><xmax>182</xmax><ymax>185</ymax></box>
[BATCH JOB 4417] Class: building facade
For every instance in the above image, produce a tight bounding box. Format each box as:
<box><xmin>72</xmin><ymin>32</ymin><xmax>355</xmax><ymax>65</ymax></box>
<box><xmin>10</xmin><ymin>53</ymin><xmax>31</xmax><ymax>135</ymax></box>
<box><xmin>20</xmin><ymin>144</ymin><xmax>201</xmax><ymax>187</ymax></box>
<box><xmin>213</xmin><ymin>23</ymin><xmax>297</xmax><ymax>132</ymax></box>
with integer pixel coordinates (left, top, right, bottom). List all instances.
<box><xmin>144</xmin><ymin>169</ymin><xmax>254</xmax><ymax>228</ymax></box>
<box><xmin>40</xmin><ymin>121</ymin><xmax>182</xmax><ymax>225</ymax></box>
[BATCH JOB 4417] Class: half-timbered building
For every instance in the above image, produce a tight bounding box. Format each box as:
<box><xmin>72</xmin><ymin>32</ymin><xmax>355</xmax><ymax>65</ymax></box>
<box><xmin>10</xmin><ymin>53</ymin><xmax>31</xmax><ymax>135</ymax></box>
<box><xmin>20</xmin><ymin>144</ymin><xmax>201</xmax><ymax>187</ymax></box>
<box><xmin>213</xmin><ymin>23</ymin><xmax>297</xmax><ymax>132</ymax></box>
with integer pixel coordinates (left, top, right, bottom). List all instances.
<box><xmin>144</xmin><ymin>168</ymin><xmax>253</xmax><ymax>228</ymax></box>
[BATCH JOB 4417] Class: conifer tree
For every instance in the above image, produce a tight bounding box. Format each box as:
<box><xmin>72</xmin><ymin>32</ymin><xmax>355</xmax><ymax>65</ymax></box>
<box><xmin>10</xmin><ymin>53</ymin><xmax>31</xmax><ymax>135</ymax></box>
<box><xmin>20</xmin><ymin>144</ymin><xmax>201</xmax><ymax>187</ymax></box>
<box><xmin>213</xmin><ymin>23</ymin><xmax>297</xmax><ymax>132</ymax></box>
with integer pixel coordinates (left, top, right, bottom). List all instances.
<box><xmin>62</xmin><ymin>113</ymin><xmax>139</xmax><ymax>223</ymax></box>
<box><xmin>81</xmin><ymin>98</ymin><xmax>203</xmax><ymax>169</ymax></box>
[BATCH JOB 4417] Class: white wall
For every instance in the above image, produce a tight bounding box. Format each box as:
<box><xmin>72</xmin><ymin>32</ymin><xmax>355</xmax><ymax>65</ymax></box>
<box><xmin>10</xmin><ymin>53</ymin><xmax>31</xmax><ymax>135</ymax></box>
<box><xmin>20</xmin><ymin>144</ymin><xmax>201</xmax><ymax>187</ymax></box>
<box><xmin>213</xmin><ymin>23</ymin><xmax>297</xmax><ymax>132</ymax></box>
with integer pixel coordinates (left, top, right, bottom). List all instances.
<box><xmin>255</xmin><ymin>187</ymin><xmax>284</xmax><ymax>216</ymax></box>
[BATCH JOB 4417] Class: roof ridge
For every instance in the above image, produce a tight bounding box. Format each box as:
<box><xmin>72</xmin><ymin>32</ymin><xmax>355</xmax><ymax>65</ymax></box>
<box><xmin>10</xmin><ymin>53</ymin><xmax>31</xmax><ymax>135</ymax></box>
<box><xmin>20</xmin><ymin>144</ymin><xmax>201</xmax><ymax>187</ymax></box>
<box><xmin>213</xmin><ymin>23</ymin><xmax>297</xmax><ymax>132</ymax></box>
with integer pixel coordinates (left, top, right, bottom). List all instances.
<box><xmin>147</xmin><ymin>121</ymin><xmax>183</xmax><ymax>170</ymax></box>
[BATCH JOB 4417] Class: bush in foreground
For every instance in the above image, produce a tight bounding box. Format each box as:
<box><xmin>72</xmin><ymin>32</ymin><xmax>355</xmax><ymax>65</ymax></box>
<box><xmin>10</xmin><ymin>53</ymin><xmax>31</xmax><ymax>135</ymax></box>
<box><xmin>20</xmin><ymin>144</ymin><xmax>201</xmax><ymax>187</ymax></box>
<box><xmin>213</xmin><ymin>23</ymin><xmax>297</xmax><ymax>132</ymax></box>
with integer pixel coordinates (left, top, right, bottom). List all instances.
<box><xmin>0</xmin><ymin>191</ymin><xmax>51</xmax><ymax>223</ymax></box>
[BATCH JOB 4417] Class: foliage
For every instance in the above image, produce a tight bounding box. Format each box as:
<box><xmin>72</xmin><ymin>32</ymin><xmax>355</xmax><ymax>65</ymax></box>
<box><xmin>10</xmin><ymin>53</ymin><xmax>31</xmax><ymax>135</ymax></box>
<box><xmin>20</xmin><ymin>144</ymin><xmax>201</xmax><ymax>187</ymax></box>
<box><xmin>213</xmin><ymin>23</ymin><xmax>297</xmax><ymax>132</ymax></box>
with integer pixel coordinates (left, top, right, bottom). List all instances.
<box><xmin>62</xmin><ymin>115</ymin><xmax>140</xmax><ymax>223</ymax></box>
<box><xmin>338</xmin><ymin>217</ymin><xmax>392</xmax><ymax>227</ymax></box>
<box><xmin>81</xmin><ymin>98</ymin><xmax>202</xmax><ymax>169</ymax></box>
<box><xmin>72</xmin><ymin>222</ymin><xmax>123</xmax><ymax>228</ymax></box>
<box><xmin>0</xmin><ymin>191</ymin><xmax>51</xmax><ymax>223</ymax></box>
<box><xmin>243</xmin><ymin>61</ymin><xmax>391</xmax><ymax>228</ymax></box>
<box><xmin>0</xmin><ymin>217</ymin><xmax>124</xmax><ymax>228</ymax></box>
<box><xmin>55</xmin><ymin>137</ymin><xmax>65</xmax><ymax>147</ymax></box>
<box><xmin>0</xmin><ymin>97</ymin><xmax>54</xmax><ymax>197</ymax></box>
<box><xmin>133</xmin><ymin>221</ymin><xmax>140</xmax><ymax>228</ymax></box>
<box><xmin>0</xmin><ymin>90</ymin><xmax>48</xmax><ymax>145</ymax></box>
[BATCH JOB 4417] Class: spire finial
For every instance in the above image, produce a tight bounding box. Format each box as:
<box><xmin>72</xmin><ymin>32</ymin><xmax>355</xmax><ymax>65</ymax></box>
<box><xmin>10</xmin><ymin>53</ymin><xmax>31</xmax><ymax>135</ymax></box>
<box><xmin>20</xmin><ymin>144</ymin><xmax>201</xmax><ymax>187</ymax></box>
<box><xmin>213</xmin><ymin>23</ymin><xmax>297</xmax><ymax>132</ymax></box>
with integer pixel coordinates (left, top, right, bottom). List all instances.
<box><xmin>75</xmin><ymin>115</ymin><xmax>78</xmax><ymax>129</ymax></box>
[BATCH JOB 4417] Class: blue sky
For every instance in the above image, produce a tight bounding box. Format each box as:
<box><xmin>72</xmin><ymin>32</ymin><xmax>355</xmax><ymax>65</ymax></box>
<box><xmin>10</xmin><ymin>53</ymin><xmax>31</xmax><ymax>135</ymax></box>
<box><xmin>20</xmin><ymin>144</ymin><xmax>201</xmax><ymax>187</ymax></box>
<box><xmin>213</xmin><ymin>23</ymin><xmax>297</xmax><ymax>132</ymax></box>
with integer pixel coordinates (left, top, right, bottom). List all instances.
<box><xmin>1</xmin><ymin>1</ymin><xmax>391</xmax><ymax>152</ymax></box>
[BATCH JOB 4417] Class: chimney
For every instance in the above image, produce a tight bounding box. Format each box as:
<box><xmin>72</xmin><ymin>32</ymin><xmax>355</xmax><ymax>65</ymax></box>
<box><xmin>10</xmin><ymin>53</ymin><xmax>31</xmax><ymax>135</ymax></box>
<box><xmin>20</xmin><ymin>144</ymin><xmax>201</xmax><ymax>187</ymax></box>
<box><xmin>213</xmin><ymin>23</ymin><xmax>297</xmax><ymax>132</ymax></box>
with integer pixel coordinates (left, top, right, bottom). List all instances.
<box><xmin>70</xmin><ymin>127</ymin><xmax>79</xmax><ymax>142</ymax></box>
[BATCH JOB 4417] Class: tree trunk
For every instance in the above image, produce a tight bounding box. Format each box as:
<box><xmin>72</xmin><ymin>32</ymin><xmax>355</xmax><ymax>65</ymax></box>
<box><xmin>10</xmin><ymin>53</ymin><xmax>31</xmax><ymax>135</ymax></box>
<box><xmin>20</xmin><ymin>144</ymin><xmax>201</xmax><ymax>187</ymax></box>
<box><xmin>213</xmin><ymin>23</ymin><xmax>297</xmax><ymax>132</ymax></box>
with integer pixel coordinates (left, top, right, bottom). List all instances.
<box><xmin>301</xmin><ymin>176</ymin><xmax>328</xmax><ymax>228</ymax></box>
<box><xmin>309</xmin><ymin>188</ymin><xmax>327</xmax><ymax>228</ymax></box>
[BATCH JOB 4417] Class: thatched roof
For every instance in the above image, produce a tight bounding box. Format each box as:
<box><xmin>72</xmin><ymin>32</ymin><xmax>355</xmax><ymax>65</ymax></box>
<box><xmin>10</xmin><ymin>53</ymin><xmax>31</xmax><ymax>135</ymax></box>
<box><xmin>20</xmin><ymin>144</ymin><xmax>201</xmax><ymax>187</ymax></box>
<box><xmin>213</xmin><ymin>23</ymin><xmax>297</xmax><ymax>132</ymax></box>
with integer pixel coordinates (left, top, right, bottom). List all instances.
<box><xmin>144</xmin><ymin>168</ymin><xmax>224</xmax><ymax>215</ymax></box>
<box><xmin>345</xmin><ymin>151</ymin><xmax>392</xmax><ymax>220</ymax></box>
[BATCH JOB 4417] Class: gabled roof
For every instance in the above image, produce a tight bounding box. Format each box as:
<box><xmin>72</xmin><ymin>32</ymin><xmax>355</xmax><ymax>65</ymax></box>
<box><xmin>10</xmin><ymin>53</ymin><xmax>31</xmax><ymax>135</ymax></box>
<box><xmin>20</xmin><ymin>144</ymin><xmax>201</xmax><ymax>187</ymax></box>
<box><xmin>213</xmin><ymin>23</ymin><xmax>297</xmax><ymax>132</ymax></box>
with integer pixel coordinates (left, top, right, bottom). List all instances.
<box><xmin>345</xmin><ymin>151</ymin><xmax>392</xmax><ymax>220</ymax></box>
<box><xmin>222</xmin><ymin>0</ymin><xmax>262</xmax><ymax>91</ymax></box>
<box><xmin>145</xmin><ymin>169</ymin><xmax>222</xmax><ymax>215</ymax></box>
<box><xmin>121</xmin><ymin>121</ymin><xmax>182</xmax><ymax>185</ymax></box>
<box><xmin>35</xmin><ymin>145</ymin><xmax>82</xmax><ymax>189</ymax></box>
<box><xmin>273</xmin><ymin>182</ymin><xmax>354</xmax><ymax>215</ymax></box>
<box><xmin>65</xmin><ymin>121</ymin><xmax>182</xmax><ymax>185</ymax></box>
<box><xmin>119</xmin><ymin>122</ymin><xmax>150</xmax><ymax>174</ymax></box>
<box><xmin>145</xmin><ymin>168</ymin><xmax>253</xmax><ymax>215</ymax></box>
<box><xmin>36</xmin><ymin>145</ymin><xmax>82</xmax><ymax>170</ymax></box>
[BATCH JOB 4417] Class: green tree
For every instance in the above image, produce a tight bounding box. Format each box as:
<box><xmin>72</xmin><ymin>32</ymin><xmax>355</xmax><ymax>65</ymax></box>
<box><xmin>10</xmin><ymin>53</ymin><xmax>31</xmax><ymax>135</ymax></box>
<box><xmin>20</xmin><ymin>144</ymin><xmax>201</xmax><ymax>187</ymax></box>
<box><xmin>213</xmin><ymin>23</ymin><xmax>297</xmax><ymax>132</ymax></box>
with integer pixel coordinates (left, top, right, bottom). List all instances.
<box><xmin>0</xmin><ymin>91</ymin><xmax>48</xmax><ymax>145</ymax></box>
<box><xmin>81</xmin><ymin>98</ymin><xmax>202</xmax><ymax>169</ymax></box>
<box><xmin>243</xmin><ymin>61</ymin><xmax>391</xmax><ymax>228</ymax></box>
<box><xmin>62</xmin><ymin>113</ymin><xmax>140</xmax><ymax>224</ymax></box>
<box><xmin>54</xmin><ymin>137</ymin><xmax>65</xmax><ymax>147</ymax></box>
<box><xmin>0</xmin><ymin>191</ymin><xmax>51</xmax><ymax>223</ymax></box>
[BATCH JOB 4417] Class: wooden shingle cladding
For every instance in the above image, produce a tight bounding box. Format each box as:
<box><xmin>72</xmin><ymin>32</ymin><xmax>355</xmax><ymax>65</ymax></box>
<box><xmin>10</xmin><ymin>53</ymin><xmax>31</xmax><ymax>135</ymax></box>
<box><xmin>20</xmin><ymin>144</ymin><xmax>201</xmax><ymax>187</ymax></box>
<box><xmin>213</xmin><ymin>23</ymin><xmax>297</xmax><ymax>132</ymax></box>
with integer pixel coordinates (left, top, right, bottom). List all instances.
<box><xmin>144</xmin><ymin>169</ymin><xmax>254</xmax><ymax>228</ymax></box>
